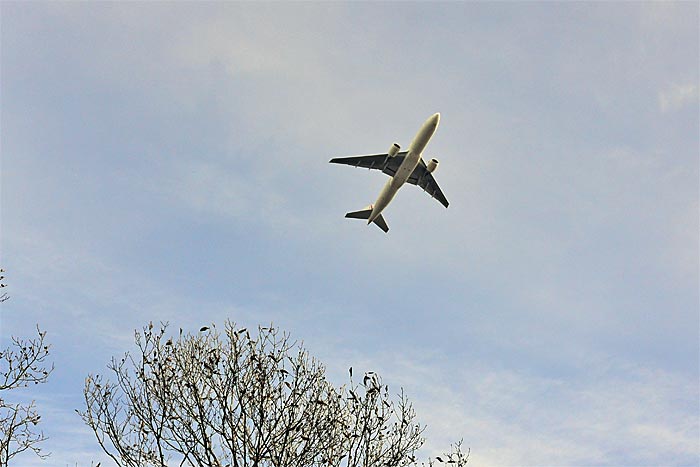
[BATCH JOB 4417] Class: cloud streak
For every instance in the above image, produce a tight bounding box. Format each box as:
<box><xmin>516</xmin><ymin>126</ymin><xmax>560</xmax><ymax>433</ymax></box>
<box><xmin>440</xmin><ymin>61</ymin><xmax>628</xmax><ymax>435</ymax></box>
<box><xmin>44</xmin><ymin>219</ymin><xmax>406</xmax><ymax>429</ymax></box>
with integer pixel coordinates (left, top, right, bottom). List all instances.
<box><xmin>366</xmin><ymin>352</ymin><xmax>699</xmax><ymax>467</ymax></box>
<box><xmin>659</xmin><ymin>83</ymin><xmax>699</xmax><ymax>113</ymax></box>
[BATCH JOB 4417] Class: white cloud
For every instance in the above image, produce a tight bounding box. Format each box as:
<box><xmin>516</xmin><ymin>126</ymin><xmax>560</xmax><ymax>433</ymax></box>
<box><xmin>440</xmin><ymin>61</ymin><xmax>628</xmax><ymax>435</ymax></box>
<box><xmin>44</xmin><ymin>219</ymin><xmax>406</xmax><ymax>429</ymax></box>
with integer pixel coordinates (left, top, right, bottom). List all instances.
<box><xmin>659</xmin><ymin>83</ymin><xmax>699</xmax><ymax>113</ymax></box>
<box><xmin>373</xmin><ymin>353</ymin><xmax>699</xmax><ymax>467</ymax></box>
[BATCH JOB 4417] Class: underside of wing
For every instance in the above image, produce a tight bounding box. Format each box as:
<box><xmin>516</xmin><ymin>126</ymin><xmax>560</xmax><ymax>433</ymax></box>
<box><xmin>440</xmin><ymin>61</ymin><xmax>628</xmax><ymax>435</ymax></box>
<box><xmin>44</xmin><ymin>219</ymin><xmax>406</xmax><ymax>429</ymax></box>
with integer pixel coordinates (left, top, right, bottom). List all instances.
<box><xmin>407</xmin><ymin>159</ymin><xmax>449</xmax><ymax>208</ymax></box>
<box><xmin>329</xmin><ymin>152</ymin><xmax>408</xmax><ymax>174</ymax></box>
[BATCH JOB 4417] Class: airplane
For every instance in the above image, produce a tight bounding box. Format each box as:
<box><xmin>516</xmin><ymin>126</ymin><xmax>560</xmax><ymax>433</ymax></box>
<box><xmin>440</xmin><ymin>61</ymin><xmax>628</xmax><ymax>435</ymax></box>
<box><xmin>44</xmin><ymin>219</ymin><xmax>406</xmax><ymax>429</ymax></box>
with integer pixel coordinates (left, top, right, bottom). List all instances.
<box><xmin>329</xmin><ymin>112</ymin><xmax>448</xmax><ymax>233</ymax></box>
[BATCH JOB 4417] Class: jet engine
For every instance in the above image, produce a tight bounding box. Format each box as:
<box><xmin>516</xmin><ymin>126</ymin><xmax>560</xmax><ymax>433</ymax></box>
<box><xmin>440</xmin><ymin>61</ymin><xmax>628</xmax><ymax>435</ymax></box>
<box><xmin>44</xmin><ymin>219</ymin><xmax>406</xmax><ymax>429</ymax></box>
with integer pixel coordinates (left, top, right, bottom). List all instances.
<box><xmin>388</xmin><ymin>143</ymin><xmax>400</xmax><ymax>157</ymax></box>
<box><xmin>426</xmin><ymin>158</ymin><xmax>439</xmax><ymax>173</ymax></box>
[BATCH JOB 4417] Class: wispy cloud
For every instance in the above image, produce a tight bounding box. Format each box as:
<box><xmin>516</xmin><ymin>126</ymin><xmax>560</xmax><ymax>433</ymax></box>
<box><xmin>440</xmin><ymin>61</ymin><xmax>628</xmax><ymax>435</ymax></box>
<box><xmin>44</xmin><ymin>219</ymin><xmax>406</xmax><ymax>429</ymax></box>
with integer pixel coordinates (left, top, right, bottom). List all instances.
<box><xmin>659</xmin><ymin>83</ymin><xmax>699</xmax><ymax>113</ymax></box>
<box><xmin>366</xmin><ymin>353</ymin><xmax>699</xmax><ymax>467</ymax></box>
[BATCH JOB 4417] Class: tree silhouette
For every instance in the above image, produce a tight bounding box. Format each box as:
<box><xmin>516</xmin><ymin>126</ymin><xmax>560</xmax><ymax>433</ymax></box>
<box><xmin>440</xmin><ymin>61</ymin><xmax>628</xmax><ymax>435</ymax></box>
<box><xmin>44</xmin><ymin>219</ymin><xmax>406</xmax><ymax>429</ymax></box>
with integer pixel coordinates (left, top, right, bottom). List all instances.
<box><xmin>79</xmin><ymin>321</ymin><xmax>468</xmax><ymax>467</ymax></box>
<box><xmin>0</xmin><ymin>326</ymin><xmax>53</xmax><ymax>466</ymax></box>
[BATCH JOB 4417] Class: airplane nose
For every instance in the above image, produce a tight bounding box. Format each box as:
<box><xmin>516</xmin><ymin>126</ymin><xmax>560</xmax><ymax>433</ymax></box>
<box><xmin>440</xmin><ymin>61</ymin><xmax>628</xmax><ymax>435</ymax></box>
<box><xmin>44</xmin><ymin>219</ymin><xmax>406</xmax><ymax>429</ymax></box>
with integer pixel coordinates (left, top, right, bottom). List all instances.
<box><xmin>432</xmin><ymin>112</ymin><xmax>440</xmax><ymax>127</ymax></box>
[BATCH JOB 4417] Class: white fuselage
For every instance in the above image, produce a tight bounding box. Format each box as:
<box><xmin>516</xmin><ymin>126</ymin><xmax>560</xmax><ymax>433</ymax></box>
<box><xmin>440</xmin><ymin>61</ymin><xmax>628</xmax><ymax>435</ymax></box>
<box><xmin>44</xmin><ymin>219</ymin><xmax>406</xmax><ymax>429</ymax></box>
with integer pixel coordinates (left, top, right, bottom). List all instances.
<box><xmin>368</xmin><ymin>113</ymin><xmax>440</xmax><ymax>223</ymax></box>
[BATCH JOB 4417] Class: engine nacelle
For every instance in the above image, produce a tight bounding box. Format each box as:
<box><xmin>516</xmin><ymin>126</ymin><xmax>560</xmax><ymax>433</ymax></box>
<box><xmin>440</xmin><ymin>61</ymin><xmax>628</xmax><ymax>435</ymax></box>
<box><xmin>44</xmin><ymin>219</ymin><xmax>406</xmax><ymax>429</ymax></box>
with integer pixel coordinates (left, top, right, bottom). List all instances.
<box><xmin>426</xmin><ymin>158</ymin><xmax>439</xmax><ymax>173</ymax></box>
<box><xmin>388</xmin><ymin>143</ymin><xmax>400</xmax><ymax>157</ymax></box>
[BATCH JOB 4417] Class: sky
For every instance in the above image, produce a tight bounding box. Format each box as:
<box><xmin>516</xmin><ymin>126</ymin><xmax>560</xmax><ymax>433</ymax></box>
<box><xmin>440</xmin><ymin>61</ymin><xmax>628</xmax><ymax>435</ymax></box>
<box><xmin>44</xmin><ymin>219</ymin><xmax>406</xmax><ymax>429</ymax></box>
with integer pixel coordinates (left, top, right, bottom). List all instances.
<box><xmin>1</xmin><ymin>2</ymin><xmax>698</xmax><ymax>466</ymax></box>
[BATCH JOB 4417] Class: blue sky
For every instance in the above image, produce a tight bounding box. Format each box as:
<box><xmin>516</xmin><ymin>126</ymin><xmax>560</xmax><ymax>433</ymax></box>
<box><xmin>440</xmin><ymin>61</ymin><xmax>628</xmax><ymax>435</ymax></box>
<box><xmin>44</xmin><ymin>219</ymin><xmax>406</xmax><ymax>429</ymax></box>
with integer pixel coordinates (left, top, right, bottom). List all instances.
<box><xmin>1</xmin><ymin>2</ymin><xmax>698</xmax><ymax>466</ymax></box>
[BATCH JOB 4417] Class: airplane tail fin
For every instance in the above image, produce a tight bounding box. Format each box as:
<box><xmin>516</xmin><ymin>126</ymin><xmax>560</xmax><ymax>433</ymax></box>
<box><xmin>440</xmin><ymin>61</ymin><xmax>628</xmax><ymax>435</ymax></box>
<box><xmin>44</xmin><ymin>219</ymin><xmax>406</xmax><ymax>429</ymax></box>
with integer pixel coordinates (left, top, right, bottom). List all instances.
<box><xmin>345</xmin><ymin>205</ymin><xmax>389</xmax><ymax>233</ymax></box>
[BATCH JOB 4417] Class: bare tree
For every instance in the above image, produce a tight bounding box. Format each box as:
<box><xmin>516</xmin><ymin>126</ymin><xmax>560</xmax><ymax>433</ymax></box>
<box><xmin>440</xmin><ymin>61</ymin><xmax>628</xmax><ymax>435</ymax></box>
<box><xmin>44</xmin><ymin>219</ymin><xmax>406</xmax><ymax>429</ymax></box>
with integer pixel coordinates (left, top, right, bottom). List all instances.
<box><xmin>79</xmin><ymin>321</ymin><xmax>468</xmax><ymax>467</ymax></box>
<box><xmin>0</xmin><ymin>269</ymin><xmax>8</xmax><ymax>303</ymax></box>
<box><xmin>0</xmin><ymin>326</ymin><xmax>53</xmax><ymax>466</ymax></box>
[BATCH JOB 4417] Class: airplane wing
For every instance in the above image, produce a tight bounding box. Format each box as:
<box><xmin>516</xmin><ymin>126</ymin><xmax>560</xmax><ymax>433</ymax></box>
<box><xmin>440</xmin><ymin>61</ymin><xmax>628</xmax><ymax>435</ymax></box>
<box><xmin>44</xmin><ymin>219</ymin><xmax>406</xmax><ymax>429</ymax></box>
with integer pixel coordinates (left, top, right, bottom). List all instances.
<box><xmin>329</xmin><ymin>153</ymin><xmax>449</xmax><ymax>208</ymax></box>
<box><xmin>329</xmin><ymin>152</ymin><xmax>409</xmax><ymax>177</ymax></box>
<box><xmin>407</xmin><ymin>159</ymin><xmax>449</xmax><ymax>208</ymax></box>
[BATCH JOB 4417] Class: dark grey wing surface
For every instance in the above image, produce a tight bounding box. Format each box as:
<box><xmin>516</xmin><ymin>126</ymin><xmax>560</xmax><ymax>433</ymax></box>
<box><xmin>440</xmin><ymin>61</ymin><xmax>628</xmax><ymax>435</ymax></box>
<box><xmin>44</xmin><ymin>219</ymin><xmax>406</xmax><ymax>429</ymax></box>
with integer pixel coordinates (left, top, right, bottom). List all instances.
<box><xmin>330</xmin><ymin>152</ymin><xmax>449</xmax><ymax>208</ymax></box>
<box><xmin>407</xmin><ymin>159</ymin><xmax>449</xmax><ymax>208</ymax></box>
<box><xmin>329</xmin><ymin>152</ymin><xmax>408</xmax><ymax>174</ymax></box>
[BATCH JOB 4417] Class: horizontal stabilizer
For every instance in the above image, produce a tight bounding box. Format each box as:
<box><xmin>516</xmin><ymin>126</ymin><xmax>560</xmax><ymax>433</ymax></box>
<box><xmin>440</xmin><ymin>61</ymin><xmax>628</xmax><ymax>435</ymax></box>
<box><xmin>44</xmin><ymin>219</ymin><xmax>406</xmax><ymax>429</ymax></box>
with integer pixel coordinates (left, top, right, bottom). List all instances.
<box><xmin>372</xmin><ymin>214</ymin><xmax>389</xmax><ymax>233</ymax></box>
<box><xmin>344</xmin><ymin>206</ymin><xmax>389</xmax><ymax>233</ymax></box>
<box><xmin>345</xmin><ymin>206</ymin><xmax>373</xmax><ymax>220</ymax></box>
